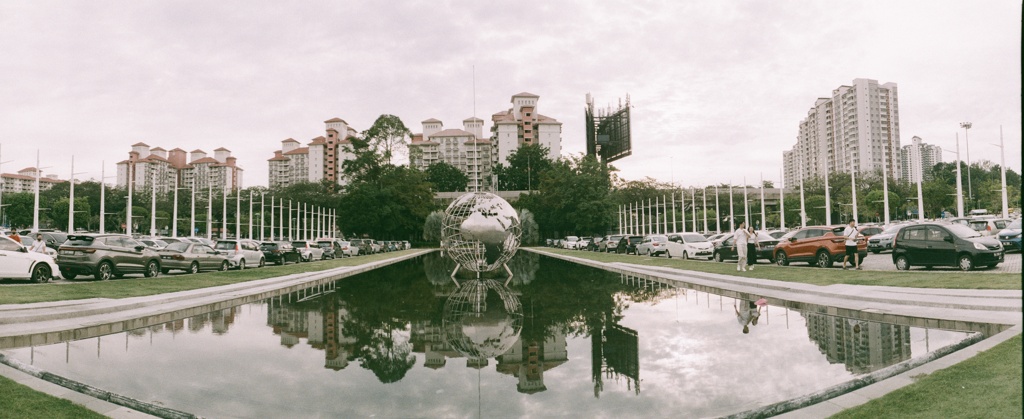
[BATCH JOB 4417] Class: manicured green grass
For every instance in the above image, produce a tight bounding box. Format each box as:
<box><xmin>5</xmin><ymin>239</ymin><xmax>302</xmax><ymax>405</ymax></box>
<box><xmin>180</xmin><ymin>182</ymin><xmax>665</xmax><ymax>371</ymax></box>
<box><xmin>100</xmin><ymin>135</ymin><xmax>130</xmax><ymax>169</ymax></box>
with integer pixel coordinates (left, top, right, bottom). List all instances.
<box><xmin>0</xmin><ymin>250</ymin><xmax>422</xmax><ymax>305</ymax></box>
<box><xmin>0</xmin><ymin>375</ymin><xmax>106</xmax><ymax>419</ymax></box>
<box><xmin>532</xmin><ymin>248</ymin><xmax>1023</xmax><ymax>290</ymax></box>
<box><xmin>830</xmin><ymin>334</ymin><xmax>1023</xmax><ymax>419</ymax></box>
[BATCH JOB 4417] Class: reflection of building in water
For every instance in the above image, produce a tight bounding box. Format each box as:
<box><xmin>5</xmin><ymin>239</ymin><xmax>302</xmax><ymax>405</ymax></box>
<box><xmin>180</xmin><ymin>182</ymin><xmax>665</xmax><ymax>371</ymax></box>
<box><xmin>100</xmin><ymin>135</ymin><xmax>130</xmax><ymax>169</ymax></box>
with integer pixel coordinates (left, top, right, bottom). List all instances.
<box><xmin>411</xmin><ymin>320</ymin><xmax>460</xmax><ymax>369</ymax></box>
<box><xmin>803</xmin><ymin>313</ymin><xmax>912</xmax><ymax>374</ymax></box>
<box><xmin>495</xmin><ymin>326</ymin><xmax>568</xmax><ymax>394</ymax></box>
<box><xmin>592</xmin><ymin>323</ymin><xmax>640</xmax><ymax>397</ymax></box>
<box><xmin>618</xmin><ymin>273</ymin><xmax>676</xmax><ymax>303</ymax></box>
<box><xmin>211</xmin><ymin>307</ymin><xmax>238</xmax><ymax>335</ymax></box>
<box><xmin>188</xmin><ymin>312</ymin><xmax>210</xmax><ymax>332</ymax></box>
<box><xmin>266</xmin><ymin>296</ymin><xmax>357</xmax><ymax>369</ymax></box>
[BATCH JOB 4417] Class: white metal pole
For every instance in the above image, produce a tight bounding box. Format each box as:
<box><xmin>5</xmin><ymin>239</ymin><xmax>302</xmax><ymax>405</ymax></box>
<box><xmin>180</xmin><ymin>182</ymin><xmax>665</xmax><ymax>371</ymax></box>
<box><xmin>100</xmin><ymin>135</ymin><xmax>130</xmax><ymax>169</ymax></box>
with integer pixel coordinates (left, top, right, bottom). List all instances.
<box><xmin>221</xmin><ymin>187</ymin><xmax>227</xmax><ymax>240</ymax></box>
<box><xmin>691</xmin><ymin>188</ymin><xmax>697</xmax><ymax>233</ymax></box>
<box><xmin>851</xmin><ymin>168</ymin><xmax>858</xmax><ymax>223</ymax></box>
<box><xmin>743</xmin><ymin>177</ymin><xmax>749</xmax><ymax>227</ymax></box>
<box><xmin>670</xmin><ymin>193</ymin><xmax>676</xmax><ymax>233</ymax></box>
<box><xmin>260</xmin><ymin>193</ymin><xmax>266</xmax><ymax>241</ymax></box>
<box><xmin>190</xmin><ymin>176</ymin><xmax>195</xmax><ymax>237</ymax></box>
<box><xmin>206</xmin><ymin>181</ymin><xmax>212</xmax><ymax>240</ymax></box>
<box><xmin>69</xmin><ymin>156</ymin><xmax>75</xmax><ymax>233</ymax></box>
<box><xmin>759</xmin><ymin>174</ymin><xmax>765</xmax><ymax>231</ymax></box>
<box><xmin>235</xmin><ymin>188</ymin><xmax>241</xmax><ymax>239</ymax></box>
<box><xmin>999</xmin><ymin>126</ymin><xmax>1009</xmax><ymax>218</ymax></box>
<box><xmin>126</xmin><ymin>155</ymin><xmax>132</xmax><ymax>235</ymax></box>
<box><xmin>33</xmin><ymin>151</ymin><xmax>40</xmax><ymax>231</ymax></box>
<box><xmin>288</xmin><ymin>200</ymin><xmax>293</xmax><ymax>240</ymax></box>
<box><xmin>728</xmin><ymin>184</ymin><xmax>734</xmax><ymax>232</ymax></box>
<box><xmin>150</xmin><ymin>169</ymin><xmax>156</xmax><ymax>236</ymax></box>
<box><xmin>715</xmin><ymin>186</ymin><xmax>721</xmax><ymax>233</ymax></box>
<box><xmin>799</xmin><ymin>161</ymin><xmax>807</xmax><ymax>227</ymax></box>
<box><xmin>99</xmin><ymin>162</ymin><xmax>106</xmax><ymax>234</ymax></box>
<box><xmin>269</xmin><ymin>196</ymin><xmax>275</xmax><ymax>241</ymax></box>
<box><xmin>955</xmin><ymin>134</ymin><xmax>964</xmax><ymax>218</ymax></box>
<box><xmin>248</xmin><ymin>189</ymin><xmax>253</xmax><ymax>239</ymax></box>
<box><xmin>702</xmin><ymin>187</ymin><xmax>708</xmax><ymax>234</ymax></box>
<box><xmin>883</xmin><ymin>157</ymin><xmax>890</xmax><ymax>225</ymax></box>
<box><xmin>172</xmin><ymin>174</ymin><xmax>179</xmax><ymax>237</ymax></box>
<box><xmin>779</xmin><ymin>169</ymin><xmax>785</xmax><ymax>230</ymax></box>
<box><xmin>961</xmin><ymin>122</ymin><xmax>973</xmax><ymax>209</ymax></box>
<box><xmin>824</xmin><ymin>168</ymin><xmax>832</xmax><ymax>225</ymax></box>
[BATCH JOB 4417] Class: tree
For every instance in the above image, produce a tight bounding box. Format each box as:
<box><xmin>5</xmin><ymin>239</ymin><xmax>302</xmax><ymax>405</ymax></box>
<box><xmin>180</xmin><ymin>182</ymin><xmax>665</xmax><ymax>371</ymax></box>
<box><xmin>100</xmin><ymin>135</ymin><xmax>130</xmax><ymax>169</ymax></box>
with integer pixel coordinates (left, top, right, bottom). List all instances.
<box><xmin>361</xmin><ymin>114</ymin><xmax>411</xmax><ymax>165</ymax></box>
<box><xmin>422</xmin><ymin>210</ymin><xmax>443</xmax><ymax>243</ymax></box>
<box><xmin>424</xmin><ymin>161</ymin><xmax>468</xmax><ymax>192</ymax></box>
<box><xmin>518</xmin><ymin>208</ymin><xmax>539</xmax><ymax>245</ymax></box>
<box><xmin>521</xmin><ymin>154</ymin><xmax>617</xmax><ymax>238</ymax></box>
<box><xmin>339</xmin><ymin>165</ymin><xmax>435</xmax><ymax>240</ymax></box>
<box><xmin>493</xmin><ymin>144</ymin><xmax>554</xmax><ymax>191</ymax></box>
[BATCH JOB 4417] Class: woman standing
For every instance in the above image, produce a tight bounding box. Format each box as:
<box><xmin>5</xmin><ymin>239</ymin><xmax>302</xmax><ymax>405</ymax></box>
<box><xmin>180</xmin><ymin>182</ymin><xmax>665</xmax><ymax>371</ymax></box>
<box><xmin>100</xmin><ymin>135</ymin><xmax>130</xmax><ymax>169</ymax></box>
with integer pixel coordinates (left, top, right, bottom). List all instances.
<box><xmin>746</xmin><ymin>226</ymin><xmax>758</xmax><ymax>271</ymax></box>
<box><xmin>731</xmin><ymin>221</ymin><xmax>749</xmax><ymax>271</ymax></box>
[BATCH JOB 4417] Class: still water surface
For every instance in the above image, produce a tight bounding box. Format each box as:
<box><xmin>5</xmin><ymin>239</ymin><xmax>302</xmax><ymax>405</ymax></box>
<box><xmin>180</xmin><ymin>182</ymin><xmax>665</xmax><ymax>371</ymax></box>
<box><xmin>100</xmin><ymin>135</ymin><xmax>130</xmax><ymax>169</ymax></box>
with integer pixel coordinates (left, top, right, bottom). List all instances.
<box><xmin>6</xmin><ymin>253</ymin><xmax>972</xmax><ymax>418</ymax></box>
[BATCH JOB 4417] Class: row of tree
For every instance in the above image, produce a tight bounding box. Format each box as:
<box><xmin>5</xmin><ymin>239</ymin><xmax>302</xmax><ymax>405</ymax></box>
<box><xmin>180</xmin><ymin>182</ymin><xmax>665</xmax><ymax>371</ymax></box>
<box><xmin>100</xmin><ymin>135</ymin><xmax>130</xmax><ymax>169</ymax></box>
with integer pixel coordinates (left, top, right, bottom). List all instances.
<box><xmin>3</xmin><ymin>112</ymin><xmax>1019</xmax><ymax>242</ymax></box>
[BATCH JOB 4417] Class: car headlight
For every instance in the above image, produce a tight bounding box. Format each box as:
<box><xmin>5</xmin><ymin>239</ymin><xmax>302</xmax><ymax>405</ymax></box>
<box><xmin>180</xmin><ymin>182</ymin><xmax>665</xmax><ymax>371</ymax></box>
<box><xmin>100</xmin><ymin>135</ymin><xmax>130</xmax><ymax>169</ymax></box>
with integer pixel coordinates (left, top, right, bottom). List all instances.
<box><xmin>973</xmin><ymin>242</ymin><xmax>987</xmax><ymax>250</ymax></box>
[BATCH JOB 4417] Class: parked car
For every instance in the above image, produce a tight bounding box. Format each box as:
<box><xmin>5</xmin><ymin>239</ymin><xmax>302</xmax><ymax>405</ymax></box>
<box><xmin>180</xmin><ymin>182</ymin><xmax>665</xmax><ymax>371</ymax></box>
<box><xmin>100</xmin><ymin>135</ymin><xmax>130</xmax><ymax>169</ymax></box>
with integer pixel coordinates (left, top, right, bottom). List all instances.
<box><xmin>892</xmin><ymin>222</ymin><xmax>1004</xmax><ymax>271</ymax></box>
<box><xmin>706</xmin><ymin>233</ymin><xmax>729</xmax><ymax>245</ymax></box>
<box><xmin>335</xmin><ymin>240</ymin><xmax>359</xmax><ymax>257</ymax></box>
<box><xmin>292</xmin><ymin>240</ymin><xmax>325</xmax><ymax>261</ymax></box>
<box><xmin>562</xmin><ymin>236</ymin><xmax>580</xmax><ymax>249</ymax></box>
<box><xmin>261</xmin><ymin>241</ymin><xmax>301</xmax><ymax>265</ymax></box>
<box><xmin>858</xmin><ymin>225</ymin><xmax>885</xmax><ymax>239</ymax></box>
<box><xmin>587</xmin><ymin>237</ymin><xmax>605</xmax><ymax>251</ymax></box>
<box><xmin>367</xmin><ymin>239</ymin><xmax>383</xmax><ymax>254</ymax></box>
<box><xmin>0</xmin><ymin>235</ymin><xmax>58</xmax><ymax>282</ymax></box>
<box><xmin>138</xmin><ymin>238</ymin><xmax>169</xmax><ymax>250</ymax></box>
<box><xmin>316</xmin><ymin>240</ymin><xmax>338</xmax><ymax>259</ymax></box>
<box><xmin>579</xmin><ymin>237</ymin><xmax>593</xmax><ymax>250</ymax></box>
<box><xmin>764</xmin><ymin>230</ymin><xmax>788</xmax><ymax>239</ymax></box>
<box><xmin>214</xmin><ymin>239</ymin><xmax>266</xmax><ymax>269</ymax></box>
<box><xmin>56</xmin><ymin>234</ymin><xmax>163</xmax><ymax>280</ymax></box>
<box><xmin>600</xmin><ymin>235</ymin><xmax>624</xmax><ymax>252</ymax></box>
<box><xmin>772</xmin><ymin>226</ymin><xmax>867</xmax><ymax>268</ymax></box>
<box><xmin>967</xmin><ymin>218</ymin><xmax>1012</xmax><ymax>236</ymax></box>
<box><xmin>713</xmin><ymin>231</ymin><xmax>779</xmax><ymax>263</ymax></box>
<box><xmin>33</xmin><ymin>231</ymin><xmax>68</xmax><ymax>252</ymax></box>
<box><xmin>616</xmin><ymin>235</ymin><xmax>643</xmax><ymax>254</ymax></box>
<box><xmin>156</xmin><ymin>242</ymin><xmax>230</xmax><ymax>274</ymax></box>
<box><xmin>867</xmin><ymin>224</ymin><xmax>906</xmax><ymax>254</ymax></box>
<box><xmin>636</xmin><ymin>235</ymin><xmax>670</xmax><ymax>257</ymax></box>
<box><xmin>996</xmin><ymin>218</ymin><xmax>1022</xmax><ymax>253</ymax></box>
<box><xmin>666</xmin><ymin>232</ymin><xmax>715</xmax><ymax>260</ymax></box>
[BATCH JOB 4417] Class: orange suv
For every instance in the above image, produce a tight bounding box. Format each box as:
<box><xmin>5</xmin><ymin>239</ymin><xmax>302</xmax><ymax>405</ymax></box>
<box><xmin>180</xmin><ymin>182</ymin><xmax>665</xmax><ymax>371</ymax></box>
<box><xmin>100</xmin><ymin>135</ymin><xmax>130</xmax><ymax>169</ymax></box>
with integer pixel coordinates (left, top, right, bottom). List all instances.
<box><xmin>773</xmin><ymin>225</ymin><xmax>867</xmax><ymax>268</ymax></box>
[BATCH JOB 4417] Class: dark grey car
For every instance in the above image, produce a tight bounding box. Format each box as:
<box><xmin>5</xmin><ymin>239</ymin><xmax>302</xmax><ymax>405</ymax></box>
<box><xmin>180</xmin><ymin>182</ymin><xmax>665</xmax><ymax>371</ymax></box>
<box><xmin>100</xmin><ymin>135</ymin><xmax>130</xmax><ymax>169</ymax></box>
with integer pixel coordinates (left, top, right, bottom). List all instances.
<box><xmin>892</xmin><ymin>223</ymin><xmax>1004</xmax><ymax>271</ymax></box>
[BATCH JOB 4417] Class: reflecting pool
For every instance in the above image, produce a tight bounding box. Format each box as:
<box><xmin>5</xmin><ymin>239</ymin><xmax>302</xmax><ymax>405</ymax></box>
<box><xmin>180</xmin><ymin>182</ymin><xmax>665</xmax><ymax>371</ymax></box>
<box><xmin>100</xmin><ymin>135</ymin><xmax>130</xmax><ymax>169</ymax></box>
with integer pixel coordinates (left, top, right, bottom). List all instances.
<box><xmin>4</xmin><ymin>252</ymin><xmax>975</xmax><ymax>418</ymax></box>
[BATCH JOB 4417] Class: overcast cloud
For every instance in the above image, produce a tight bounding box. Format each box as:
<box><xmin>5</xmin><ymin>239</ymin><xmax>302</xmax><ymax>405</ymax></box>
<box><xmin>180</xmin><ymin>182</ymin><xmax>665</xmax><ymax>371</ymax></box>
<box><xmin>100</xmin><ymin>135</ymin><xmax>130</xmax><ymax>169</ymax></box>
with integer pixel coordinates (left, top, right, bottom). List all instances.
<box><xmin>1</xmin><ymin>1</ymin><xmax>1020</xmax><ymax>188</ymax></box>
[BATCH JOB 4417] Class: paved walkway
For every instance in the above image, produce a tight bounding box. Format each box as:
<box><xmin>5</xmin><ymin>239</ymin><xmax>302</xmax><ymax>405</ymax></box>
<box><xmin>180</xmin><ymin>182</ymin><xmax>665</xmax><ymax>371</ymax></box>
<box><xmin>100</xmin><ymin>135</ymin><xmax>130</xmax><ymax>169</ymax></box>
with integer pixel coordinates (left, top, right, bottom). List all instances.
<box><xmin>1</xmin><ymin>248</ymin><xmax>1020</xmax><ymax>418</ymax></box>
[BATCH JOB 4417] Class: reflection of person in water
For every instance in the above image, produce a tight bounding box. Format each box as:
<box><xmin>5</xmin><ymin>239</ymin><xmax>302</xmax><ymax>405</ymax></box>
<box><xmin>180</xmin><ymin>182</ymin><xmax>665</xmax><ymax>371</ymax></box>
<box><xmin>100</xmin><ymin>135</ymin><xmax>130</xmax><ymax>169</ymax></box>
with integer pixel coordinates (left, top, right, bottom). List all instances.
<box><xmin>734</xmin><ymin>299</ymin><xmax>762</xmax><ymax>334</ymax></box>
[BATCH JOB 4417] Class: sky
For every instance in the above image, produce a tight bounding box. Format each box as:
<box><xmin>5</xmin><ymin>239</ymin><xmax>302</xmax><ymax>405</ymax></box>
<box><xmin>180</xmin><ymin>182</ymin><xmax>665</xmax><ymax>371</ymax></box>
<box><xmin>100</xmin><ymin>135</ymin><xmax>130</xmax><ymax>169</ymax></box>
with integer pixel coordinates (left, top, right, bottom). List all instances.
<box><xmin>1</xmin><ymin>1</ymin><xmax>1021</xmax><ymax>189</ymax></box>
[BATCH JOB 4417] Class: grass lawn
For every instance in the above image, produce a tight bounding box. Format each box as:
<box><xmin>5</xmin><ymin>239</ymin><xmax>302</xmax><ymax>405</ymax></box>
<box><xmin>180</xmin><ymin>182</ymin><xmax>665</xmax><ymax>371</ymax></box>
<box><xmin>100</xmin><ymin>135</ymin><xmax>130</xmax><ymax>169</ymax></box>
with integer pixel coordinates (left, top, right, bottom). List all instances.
<box><xmin>830</xmin><ymin>334</ymin><xmax>1022</xmax><ymax>419</ymax></box>
<box><xmin>0</xmin><ymin>250</ymin><xmax>422</xmax><ymax>305</ymax></box>
<box><xmin>0</xmin><ymin>374</ymin><xmax>106</xmax><ymax>419</ymax></box>
<box><xmin>531</xmin><ymin>248</ymin><xmax>1023</xmax><ymax>290</ymax></box>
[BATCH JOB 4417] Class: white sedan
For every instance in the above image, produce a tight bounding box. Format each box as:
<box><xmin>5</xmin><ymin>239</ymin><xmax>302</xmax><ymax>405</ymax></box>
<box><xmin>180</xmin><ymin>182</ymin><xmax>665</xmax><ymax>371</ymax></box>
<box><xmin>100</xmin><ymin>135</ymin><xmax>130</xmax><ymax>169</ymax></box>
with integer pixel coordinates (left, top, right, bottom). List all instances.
<box><xmin>666</xmin><ymin>233</ymin><xmax>715</xmax><ymax>260</ymax></box>
<box><xmin>0</xmin><ymin>236</ymin><xmax>58</xmax><ymax>282</ymax></box>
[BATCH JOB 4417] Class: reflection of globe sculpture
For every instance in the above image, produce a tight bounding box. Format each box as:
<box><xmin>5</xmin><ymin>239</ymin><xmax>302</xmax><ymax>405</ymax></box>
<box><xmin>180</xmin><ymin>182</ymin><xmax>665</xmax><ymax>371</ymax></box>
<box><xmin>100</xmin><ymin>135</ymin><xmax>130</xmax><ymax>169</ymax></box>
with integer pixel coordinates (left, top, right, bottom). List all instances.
<box><xmin>442</xmin><ymin>192</ymin><xmax>522</xmax><ymax>274</ymax></box>
<box><xmin>443</xmin><ymin>279</ymin><xmax>523</xmax><ymax>359</ymax></box>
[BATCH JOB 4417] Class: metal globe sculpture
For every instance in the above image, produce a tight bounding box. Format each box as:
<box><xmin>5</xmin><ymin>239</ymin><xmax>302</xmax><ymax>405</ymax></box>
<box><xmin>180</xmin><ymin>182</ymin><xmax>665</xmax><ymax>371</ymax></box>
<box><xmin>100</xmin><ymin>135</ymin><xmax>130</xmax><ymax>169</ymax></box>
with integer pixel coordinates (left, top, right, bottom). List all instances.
<box><xmin>442</xmin><ymin>192</ymin><xmax>522</xmax><ymax>274</ymax></box>
<box><xmin>443</xmin><ymin>279</ymin><xmax>523</xmax><ymax>359</ymax></box>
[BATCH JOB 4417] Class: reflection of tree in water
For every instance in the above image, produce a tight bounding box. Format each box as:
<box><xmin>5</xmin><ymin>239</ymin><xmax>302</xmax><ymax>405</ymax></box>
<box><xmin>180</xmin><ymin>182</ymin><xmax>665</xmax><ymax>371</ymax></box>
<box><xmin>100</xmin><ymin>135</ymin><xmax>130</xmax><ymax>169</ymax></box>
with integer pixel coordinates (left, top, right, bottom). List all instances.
<box><xmin>360</xmin><ymin>327</ymin><xmax>416</xmax><ymax>384</ymax></box>
<box><xmin>442</xmin><ymin>279</ymin><xmax>523</xmax><ymax>359</ymax></box>
<box><xmin>505</xmin><ymin>251</ymin><xmax>540</xmax><ymax>285</ymax></box>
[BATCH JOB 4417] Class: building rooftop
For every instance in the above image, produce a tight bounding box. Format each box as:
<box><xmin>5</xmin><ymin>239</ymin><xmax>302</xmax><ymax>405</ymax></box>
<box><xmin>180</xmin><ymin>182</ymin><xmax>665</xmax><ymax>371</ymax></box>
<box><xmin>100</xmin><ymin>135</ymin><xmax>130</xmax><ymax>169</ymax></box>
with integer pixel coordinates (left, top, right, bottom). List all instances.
<box><xmin>324</xmin><ymin>117</ymin><xmax>348</xmax><ymax>124</ymax></box>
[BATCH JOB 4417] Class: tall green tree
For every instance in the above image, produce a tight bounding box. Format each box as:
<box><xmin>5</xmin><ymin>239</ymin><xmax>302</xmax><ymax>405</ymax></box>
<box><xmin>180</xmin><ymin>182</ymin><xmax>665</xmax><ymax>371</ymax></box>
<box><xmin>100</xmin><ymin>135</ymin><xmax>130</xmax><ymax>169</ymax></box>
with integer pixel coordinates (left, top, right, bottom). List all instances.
<box><xmin>424</xmin><ymin>161</ymin><xmax>468</xmax><ymax>192</ymax></box>
<box><xmin>361</xmin><ymin>114</ymin><xmax>411</xmax><ymax>164</ymax></box>
<box><xmin>493</xmin><ymin>144</ymin><xmax>554</xmax><ymax>191</ymax></box>
<box><xmin>521</xmin><ymin>154</ymin><xmax>616</xmax><ymax>238</ymax></box>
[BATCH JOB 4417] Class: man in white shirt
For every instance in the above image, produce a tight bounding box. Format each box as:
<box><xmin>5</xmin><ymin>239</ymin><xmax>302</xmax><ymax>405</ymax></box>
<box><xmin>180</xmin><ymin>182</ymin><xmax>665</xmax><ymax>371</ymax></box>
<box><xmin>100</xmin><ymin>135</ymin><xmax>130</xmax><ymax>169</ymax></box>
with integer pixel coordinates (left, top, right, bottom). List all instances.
<box><xmin>30</xmin><ymin>233</ymin><xmax>47</xmax><ymax>253</ymax></box>
<box><xmin>732</xmin><ymin>221</ymin><xmax>749</xmax><ymax>271</ymax></box>
<box><xmin>842</xmin><ymin>220</ymin><xmax>861</xmax><ymax>270</ymax></box>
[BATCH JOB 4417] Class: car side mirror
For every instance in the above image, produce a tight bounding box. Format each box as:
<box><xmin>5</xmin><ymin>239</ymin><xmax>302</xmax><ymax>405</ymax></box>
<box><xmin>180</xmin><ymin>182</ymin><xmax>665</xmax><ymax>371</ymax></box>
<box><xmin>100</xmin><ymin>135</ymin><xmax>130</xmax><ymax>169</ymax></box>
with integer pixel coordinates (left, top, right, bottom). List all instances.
<box><xmin>135</xmin><ymin>245</ymin><xmax>146</xmax><ymax>251</ymax></box>
<box><xmin>944</xmin><ymin>236</ymin><xmax>954</xmax><ymax>243</ymax></box>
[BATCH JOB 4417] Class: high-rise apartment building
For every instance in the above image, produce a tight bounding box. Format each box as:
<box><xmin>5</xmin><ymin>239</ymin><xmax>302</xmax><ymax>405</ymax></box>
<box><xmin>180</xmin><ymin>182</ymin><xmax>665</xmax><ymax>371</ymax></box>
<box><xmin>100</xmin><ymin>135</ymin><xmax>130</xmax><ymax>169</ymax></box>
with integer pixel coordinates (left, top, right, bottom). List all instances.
<box><xmin>900</xmin><ymin>136</ymin><xmax>942</xmax><ymax>183</ymax></box>
<box><xmin>116</xmin><ymin>143</ymin><xmax>243</xmax><ymax>193</ymax></box>
<box><xmin>267</xmin><ymin>118</ymin><xmax>358</xmax><ymax>189</ymax></box>
<box><xmin>1</xmin><ymin>167</ymin><xmax>65</xmax><ymax>193</ymax></box>
<box><xmin>408</xmin><ymin>92</ymin><xmax>562</xmax><ymax>191</ymax></box>
<box><xmin>784</xmin><ymin>79</ymin><xmax>902</xmax><ymax>187</ymax></box>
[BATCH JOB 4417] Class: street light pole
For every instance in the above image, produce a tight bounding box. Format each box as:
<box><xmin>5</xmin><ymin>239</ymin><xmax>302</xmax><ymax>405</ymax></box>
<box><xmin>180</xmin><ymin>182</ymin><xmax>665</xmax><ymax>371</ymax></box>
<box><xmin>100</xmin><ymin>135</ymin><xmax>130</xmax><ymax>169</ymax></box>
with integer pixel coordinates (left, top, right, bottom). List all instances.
<box><xmin>68</xmin><ymin>156</ymin><xmax>86</xmax><ymax>233</ymax></box>
<box><xmin>960</xmin><ymin>122</ymin><xmax>973</xmax><ymax>209</ymax></box>
<box><xmin>995</xmin><ymin>126</ymin><xmax>1009</xmax><ymax>218</ymax></box>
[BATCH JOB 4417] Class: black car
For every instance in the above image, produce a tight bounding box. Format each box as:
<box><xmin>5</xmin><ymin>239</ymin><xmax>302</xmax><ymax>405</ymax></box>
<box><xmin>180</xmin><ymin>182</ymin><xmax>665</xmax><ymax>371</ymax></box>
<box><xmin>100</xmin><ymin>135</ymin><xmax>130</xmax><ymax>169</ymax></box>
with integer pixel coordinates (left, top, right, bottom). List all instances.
<box><xmin>713</xmin><ymin>232</ymin><xmax>779</xmax><ymax>263</ymax></box>
<box><xmin>616</xmin><ymin>235</ymin><xmax>643</xmax><ymax>254</ymax></box>
<box><xmin>316</xmin><ymin>241</ymin><xmax>337</xmax><ymax>259</ymax></box>
<box><xmin>260</xmin><ymin>241</ymin><xmax>301</xmax><ymax>265</ymax></box>
<box><xmin>892</xmin><ymin>222</ymin><xmax>1004</xmax><ymax>271</ymax></box>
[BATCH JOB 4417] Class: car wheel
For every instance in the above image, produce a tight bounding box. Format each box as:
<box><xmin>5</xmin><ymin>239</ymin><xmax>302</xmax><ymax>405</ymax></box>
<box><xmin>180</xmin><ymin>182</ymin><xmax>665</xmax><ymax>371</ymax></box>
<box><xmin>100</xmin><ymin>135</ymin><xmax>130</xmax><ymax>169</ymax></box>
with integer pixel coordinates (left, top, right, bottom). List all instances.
<box><xmin>958</xmin><ymin>255</ymin><xmax>974</xmax><ymax>271</ymax></box>
<box><xmin>61</xmin><ymin>270</ymin><xmax>77</xmax><ymax>280</ymax></box>
<box><xmin>871</xmin><ymin>249</ymin><xmax>880</xmax><ymax>254</ymax></box>
<box><xmin>95</xmin><ymin>261</ymin><xmax>114</xmax><ymax>281</ymax></box>
<box><xmin>259</xmin><ymin>258</ymin><xmax>266</xmax><ymax>268</ymax></box>
<box><xmin>776</xmin><ymin>251</ymin><xmax>789</xmax><ymax>266</ymax></box>
<box><xmin>816</xmin><ymin>250</ymin><xmax>833</xmax><ymax>268</ymax></box>
<box><xmin>189</xmin><ymin>261</ymin><xmax>200</xmax><ymax>274</ymax></box>
<box><xmin>31</xmin><ymin>263</ymin><xmax>51</xmax><ymax>283</ymax></box>
<box><xmin>894</xmin><ymin>255</ymin><xmax>910</xmax><ymax>270</ymax></box>
<box><xmin>239</xmin><ymin>259</ymin><xmax>246</xmax><ymax>270</ymax></box>
<box><xmin>144</xmin><ymin>260</ymin><xmax>159</xmax><ymax>278</ymax></box>
<box><xmin>220</xmin><ymin>261</ymin><xmax>229</xmax><ymax>271</ymax></box>
<box><xmin>276</xmin><ymin>259</ymin><xmax>283</xmax><ymax>266</ymax></box>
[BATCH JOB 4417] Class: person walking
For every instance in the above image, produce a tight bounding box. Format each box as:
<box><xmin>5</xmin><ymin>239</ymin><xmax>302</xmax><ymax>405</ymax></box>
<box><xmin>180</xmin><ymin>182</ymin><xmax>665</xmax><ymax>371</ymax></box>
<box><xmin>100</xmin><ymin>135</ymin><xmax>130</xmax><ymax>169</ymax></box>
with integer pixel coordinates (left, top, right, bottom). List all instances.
<box><xmin>732</xmin><ymin>221</ymin><xmax>750</xmax><ymax>271</ymax></box>
<box><xmin>30</xmin><ymin>233</ymin><xmax>47</xmax><ymax>253</ymax></box>
<box><xmin>746</xmin><ymin>225</ymin><xmax>758</xmax><ymax>271</ymax></box>
<box><xmin>842</xmin><ymin>219</ymin><xmax>862</xmax><ymax>270</ymax></box>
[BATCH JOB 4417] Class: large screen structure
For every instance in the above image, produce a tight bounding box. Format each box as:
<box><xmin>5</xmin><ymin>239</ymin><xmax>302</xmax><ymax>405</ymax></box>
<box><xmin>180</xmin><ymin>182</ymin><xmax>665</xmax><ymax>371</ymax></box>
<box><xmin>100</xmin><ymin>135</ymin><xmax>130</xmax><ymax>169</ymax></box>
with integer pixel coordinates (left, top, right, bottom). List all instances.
<box><xmin>586</xmin><ymin>93</ymin><xmax>632</xmax><ymax>163</ymax></box>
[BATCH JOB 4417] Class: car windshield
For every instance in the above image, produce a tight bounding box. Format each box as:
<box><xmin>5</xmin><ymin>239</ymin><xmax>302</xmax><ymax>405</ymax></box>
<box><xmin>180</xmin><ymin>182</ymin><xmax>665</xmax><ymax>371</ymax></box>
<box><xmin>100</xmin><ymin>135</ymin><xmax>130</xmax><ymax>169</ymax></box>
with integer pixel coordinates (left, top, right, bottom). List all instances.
<box><xmin>214</xmin><ymin>242</ymin><xmax>236</xmax><ymax>250</ymax></box>
<box><xmin>260</xmin><ymin>243</ymin><xmax>278</xmax><ymax>250</ymax></box>
<box><xmin>947</xmin><ymin>223</ymin><xmax>982</xmax><ymax>238</ymax></box>
<box><xmin>779</xmin><ymin>231</ymin><xmax>798</xmax><ymax>240</ymax></box>
<box><xmin>66</xmin><ymin>236</ymin><xmax>96</xmax><ymax>246</ymax></box>
<box><xmin>165</xmin><ymin>242</ymin><xmax>190</xmax><ymax>252</ymax></box>
<box><xmin>291</xmin><ymin>241</ymin><xmax>305</xmax><ymax>247</ymax></box>
<box><xmin>628</xmin><ymin>236</ymin><xmax>643</xmax><ymax>243</ymax></box>
<box><xmin>47</xmin><ymin>233</ymin><xmax>68</xmax><ymax>243</ymax></box>
<box><xmin>566</xmin><ymin>236</ymin><xmax>579</xmax><ymax>241</ymax></box>
<box><xmin>682</xmin><ymin>233</ymin><xmax>707</xmax><ymax>243</ymax></box>
<box><xmin>1005</xmin><ymin>218</ymin><xmax>1022</xmax><ymax>230</ymax></box>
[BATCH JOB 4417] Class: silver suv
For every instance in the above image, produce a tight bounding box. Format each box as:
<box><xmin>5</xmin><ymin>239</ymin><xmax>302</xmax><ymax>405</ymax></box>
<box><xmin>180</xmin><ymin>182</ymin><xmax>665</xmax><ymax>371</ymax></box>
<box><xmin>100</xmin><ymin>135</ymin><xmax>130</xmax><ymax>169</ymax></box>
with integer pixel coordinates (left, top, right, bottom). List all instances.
<box><xmin>291</xmin><ymin>240</ymin><xmax>325</xmax><ymax>262</ymax></box>
<box><xmin>214</xmin><ymin>239</ymin><xmax>266</xmax><ymax>269</ymax></box>
<box><xmin>56</xmin><ymin>234</ymin><xmax>162</xmax><ymax>280</ymax></box>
